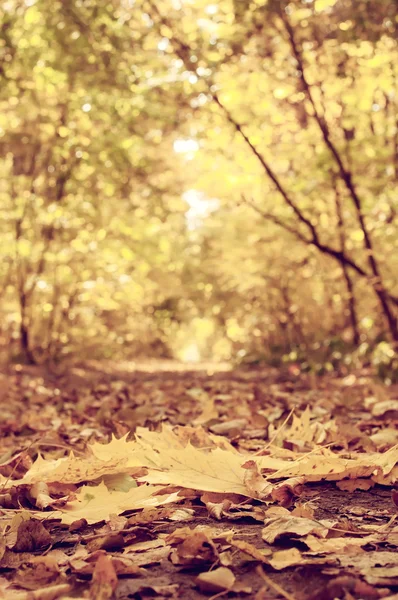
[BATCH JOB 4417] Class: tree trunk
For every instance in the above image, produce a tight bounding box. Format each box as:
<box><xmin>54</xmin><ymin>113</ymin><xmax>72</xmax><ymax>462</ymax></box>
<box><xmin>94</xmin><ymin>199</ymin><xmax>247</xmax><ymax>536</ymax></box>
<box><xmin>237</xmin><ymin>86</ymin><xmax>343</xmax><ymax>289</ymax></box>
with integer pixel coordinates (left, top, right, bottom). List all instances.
<box><xmin>20</xmin><ymin>320</ymin><xmax>35</xmax><ymax>365</ymax></box>
<box><xmin>342</xmin><ymin>264</ymin><xmax>360</xmax><ymax>346</ymax></box>
<box><xmin>19</xmin><ymin>292</ymin><xmax>36</xmax><ymax>364</ymax></box>
<box><xmin>334</xmin><ymin>181</ymin><xmax>360</xmax><ymax>346</ymax></box>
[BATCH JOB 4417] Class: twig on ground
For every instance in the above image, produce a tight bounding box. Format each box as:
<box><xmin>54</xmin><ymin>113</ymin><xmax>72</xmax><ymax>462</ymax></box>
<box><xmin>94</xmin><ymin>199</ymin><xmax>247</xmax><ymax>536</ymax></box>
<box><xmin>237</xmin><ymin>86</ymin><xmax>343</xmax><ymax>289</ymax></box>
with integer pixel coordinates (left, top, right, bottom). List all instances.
<box><xmin>208</xmin><ymin>590</ymin><xmax>229</xmax><ymax>600</ymax></box>
<box><xmin>256</xmin><ymin>565</ymin><xmax>297</xmax><ymax>600</ymax></box>
<box><xmin>255</xmin><ymin>408</ymin><xmax>295</xmax><ymax>455</ymax></box>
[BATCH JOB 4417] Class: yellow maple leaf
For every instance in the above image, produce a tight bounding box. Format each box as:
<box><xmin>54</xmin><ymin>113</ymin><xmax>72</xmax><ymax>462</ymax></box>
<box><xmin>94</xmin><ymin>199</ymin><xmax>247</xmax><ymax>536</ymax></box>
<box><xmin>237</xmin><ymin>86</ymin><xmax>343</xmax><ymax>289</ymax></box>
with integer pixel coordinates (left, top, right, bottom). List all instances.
<box><xmin>268</xmin><ymin>445</ymin><xmax>398</xmax><ymax>484</ymax></box>
<box><xmin>139</xmin><ymin>443</ymin><xmax>272</xmax><ymax>497</ymax></box>
<box><xmin>9</xmin><ymin>427</ymin><xmax>397</xmax><ymax>497</ymax></box>
<box><xmin>14</xmin><ymin>451</ymin><xmax>136</xmax><ymax>486</ymax></box>
<box><xmin>56</xmin><ymin>482</ymin><xmax>182</xmax><ymax>524</ymax></box>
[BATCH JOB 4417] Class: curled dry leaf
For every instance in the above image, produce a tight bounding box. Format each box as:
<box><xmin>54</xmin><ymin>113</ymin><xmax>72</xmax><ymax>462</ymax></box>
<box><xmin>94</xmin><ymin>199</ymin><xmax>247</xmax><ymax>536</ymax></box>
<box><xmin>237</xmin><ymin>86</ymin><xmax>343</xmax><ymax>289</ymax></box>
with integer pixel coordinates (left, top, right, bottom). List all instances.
<box><xmin>291</xmin><ymin>504</ymin><xmax>315</xmax><ymax>519</ymax></box>
<box><xmin>268</xmin><ymin>445</ymin><xmax>398</xmax><ymax>484</ymax></box>
<box><xmin>271</xmin><ymin>476</ymin><xmax>305</xmax><ymax>507</ymax></box>
<box><xmin>28</xmin><ymin>482</ymin><xmax>53</xmax><ymax>509</ymax></box>
<box><xmin>13</xmin><ymin>519</ymin><xmax>52</xmax><ymax>552</ymax></box>
<box><xmin>371</xmin><ymin>429</ymin><xmax>398</xmax><ymax>449</ymax></box>
<box><xmin>169</xmin><ymin>530</ymin><xmax>218</xmax><ymax>566</ymax></box>
<box><xmin>196</xmin><ymin>567</ymin><xmax>235</xmax><ymax>593</ymax></box>
<box><xmin>262</xmin><ymin>515</ymin><xmax>329</xmax><ymax>544</ymax></box>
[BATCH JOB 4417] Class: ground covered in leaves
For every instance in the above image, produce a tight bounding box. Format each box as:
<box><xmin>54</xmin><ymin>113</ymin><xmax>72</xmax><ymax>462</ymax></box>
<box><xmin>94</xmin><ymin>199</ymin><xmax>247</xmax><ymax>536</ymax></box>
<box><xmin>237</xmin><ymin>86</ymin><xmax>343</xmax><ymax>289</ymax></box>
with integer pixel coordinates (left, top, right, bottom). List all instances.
<box><xmin>0</xmin><ymin>360</ymin><xmax>398</xmax><ymax>600</ymax></box>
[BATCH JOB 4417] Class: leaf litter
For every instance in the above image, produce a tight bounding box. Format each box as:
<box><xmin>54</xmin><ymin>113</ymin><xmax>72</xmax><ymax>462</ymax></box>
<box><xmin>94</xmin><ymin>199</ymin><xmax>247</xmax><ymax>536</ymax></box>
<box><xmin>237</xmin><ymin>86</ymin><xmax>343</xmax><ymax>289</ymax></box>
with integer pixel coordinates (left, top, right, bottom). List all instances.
<box><xmin>0</xmin><ymin>361</ymin><xmax>398</xmax><ymax>599</ymax></box>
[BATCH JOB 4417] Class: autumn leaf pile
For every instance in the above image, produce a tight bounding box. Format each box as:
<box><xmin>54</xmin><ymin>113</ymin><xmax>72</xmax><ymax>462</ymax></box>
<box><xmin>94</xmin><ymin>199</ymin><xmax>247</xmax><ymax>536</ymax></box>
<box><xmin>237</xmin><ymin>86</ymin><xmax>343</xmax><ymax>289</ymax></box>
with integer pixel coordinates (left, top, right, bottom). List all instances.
<box><xmin>0</xmin><ymin>363</ymin><xmax>398</xmax><ymax>600</ymax></box>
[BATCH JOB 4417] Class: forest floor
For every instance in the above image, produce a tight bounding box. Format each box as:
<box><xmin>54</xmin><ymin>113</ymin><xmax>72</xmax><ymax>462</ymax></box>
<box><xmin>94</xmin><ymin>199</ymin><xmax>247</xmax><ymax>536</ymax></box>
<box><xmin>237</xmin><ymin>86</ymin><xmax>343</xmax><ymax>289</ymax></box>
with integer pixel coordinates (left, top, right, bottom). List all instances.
<box><xmin>0</xmin><ymin>360</ymin><xmax>398</xmax><ymax>600</ymax></box>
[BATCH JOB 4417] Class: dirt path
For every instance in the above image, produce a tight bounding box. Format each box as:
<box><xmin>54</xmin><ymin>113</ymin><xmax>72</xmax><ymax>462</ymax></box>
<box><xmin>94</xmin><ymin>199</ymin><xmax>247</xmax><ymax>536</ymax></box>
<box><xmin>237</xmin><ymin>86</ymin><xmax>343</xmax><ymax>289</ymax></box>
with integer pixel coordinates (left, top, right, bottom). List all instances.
<box><xmin>0</xmin><ymin>361</ymin><xmax>397</xmax><ymax>599</ymax></box>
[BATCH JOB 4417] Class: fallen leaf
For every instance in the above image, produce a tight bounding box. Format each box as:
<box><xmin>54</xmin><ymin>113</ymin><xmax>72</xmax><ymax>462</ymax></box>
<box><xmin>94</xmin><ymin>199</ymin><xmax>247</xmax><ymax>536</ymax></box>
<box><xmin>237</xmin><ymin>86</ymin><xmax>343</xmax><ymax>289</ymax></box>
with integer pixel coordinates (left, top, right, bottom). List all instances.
<box><xmin>268</xmin><ymin>548</ymin><xmax>303</xmax><ymax>570</ymax></box>
<box><xmin>90</xmin><ymin>553</ymin><xmax>118</xmax><ymax>600</ymax></box>
<box><xmin>262</xmin><ymin>515</ymin><xmax>329</xmax><ymax>544</ymax></box>
<box><xmin>192</xmin><ymin>396</ymin><xmax>219</xmax><ymax>425</ymax></box>
<box><xmin>57</xmin><ymin>481</ymin><xmax>182</xmax><ymax>524</ymax></box>
<box><xmin>139</xmin><ymin>444</ymin><xmax>272</xmax><ymax>497</ymax></box>
<box><xmin>13</xmin><ymin>556</ymin><xmax>62</xmax><ymax>590</ymax></box>
<box><xmin>226</xmin><ymin>537</ymin><xmax>271</xmax><ymax>563</ymax></box>
<box><xmin>0</xmin><ymin>583</ymin><xmax>71</xmax><ymax>600</ymax></box>
<box><xmin>337</xmin><ymin>478</ymin><xmax>374</xmax><ymax>491</ymax></box>
<box><xmin>0</xmin><ymin>536</ymin><xmax>5</xmax><ymax>562</ymax></box>
<box><xmin>371</xmin><ymin>400</ymin><xmax>398</xmax><ymax>417</ymax></box>
<box><xmin>196</xmin><ymin>567</ymin><xmax>235</xmax><ymax>593</ymax></box>
<box><xmin>13</xmin><ymin>519</ymin><xmax>52</xmax><ymax>552</ymax></box>
<box><xmin>168</xmin><ymin>530</ymin><xmax>218</xmax><ymax>566</ymax></box>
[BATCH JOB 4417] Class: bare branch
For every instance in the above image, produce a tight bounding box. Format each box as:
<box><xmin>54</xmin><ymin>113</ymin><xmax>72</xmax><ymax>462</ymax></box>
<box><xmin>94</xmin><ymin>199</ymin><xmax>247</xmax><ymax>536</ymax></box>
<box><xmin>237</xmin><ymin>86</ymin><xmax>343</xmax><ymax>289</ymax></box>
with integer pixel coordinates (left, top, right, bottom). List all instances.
<box><xmin>241</xmin><ymin>195</ymin><xmax>369</xmax><ymax>278</ymax></box>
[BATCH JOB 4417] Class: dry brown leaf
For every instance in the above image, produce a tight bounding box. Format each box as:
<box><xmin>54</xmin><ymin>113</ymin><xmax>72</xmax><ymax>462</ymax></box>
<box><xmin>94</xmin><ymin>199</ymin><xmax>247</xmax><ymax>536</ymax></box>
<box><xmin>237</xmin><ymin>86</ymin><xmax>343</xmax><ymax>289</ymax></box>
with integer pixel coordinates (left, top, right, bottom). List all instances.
<box><xmin>268</xmin><ymin>548</ymin><xmax>303</xmax><ymax>570</ymax></box>
<box><xmin>371</xmin><ymin>400</ymin><xmax>398</xmax><ymax>417</ymax></box>
<box><xmin>13</xmin><ymin>519</ymin><xmax>52</xmax><ymax>552</ymax></box>
<box><xmin>303</xmin><ymin>534</ymin><xmax>378</xmax><ymax>553</ymax></box>
<box><xmin>262</xmin><ymin>515</ymin><xmax>329</xmax><ymax>544</ymax></box>
<box><xmin>122</xmin><ymin>545</ymin><xmax>171</xmax><ymax>566</ymax></box>
<box><xmin>192</xmin><ymin>396</ymin><xmax>219</xmax><ymax>426</ymax></box>
<box><xmin>336</xmin><ymin>478</ymin><xmax>375</xmax><ymax>491</ymax></box>
<box><xmin>307</xmin><ymin>575</ymin><xmax>388</xmax><ymax>600</ymax></box>
<box><xmin>196</xmin><ymin>567</ymin><xmax>235</xmax><ymax>593</ymax></box>
<box><xmin>338</xmin><ymin>551</ymin><xmax>398</xmax><ymax>585</ymax></box>
<box><xmin>0</xmin><ymin>535</ymin><xmax>5</xmax><ymax>562</ymax></box>
<box><xmin>12</xmin><ymin>556</ymin><xmax>62</xmax><ymax>591</ymax></box>
<box><xmin>226</xmin><ymin>537</ymin><xmax>271</xmax><ymax>563</ymax></box>
<box><xmin>210</xmin><ymin>418</ymin><xmax>248</xmax><ymax>435</ymax></box>
<box><xmin>371</xmin><ymin>429</ymin><xmax>398</xmax><ymax>449</ymax></box>
<box><xmin>292</xmin><ymin>504</ymin><xmax>315</xmax><ymax>519</ymax></box>
<box><xmin>268</xmin><ymin>445</ymin><xmax>398</xmax><ymax>485</ymax></box>
<box><xmin>271</xmin><ymin>476</ymin><xmax>305</xmax><ymax>506</ymax></box>
<box><xmin>167</xmin><ymin>527</ymin><xmax>219</xmax><ymax>566</ymax></box>
<box><xmin>0</xmin><ymin>583</ymin><xmax>71</xmax><ymax>600</ymax></box>
<box><xmin>89</xmin><ymin>553</ymin><xmax>118</xmax><ymax>600</ymax></box>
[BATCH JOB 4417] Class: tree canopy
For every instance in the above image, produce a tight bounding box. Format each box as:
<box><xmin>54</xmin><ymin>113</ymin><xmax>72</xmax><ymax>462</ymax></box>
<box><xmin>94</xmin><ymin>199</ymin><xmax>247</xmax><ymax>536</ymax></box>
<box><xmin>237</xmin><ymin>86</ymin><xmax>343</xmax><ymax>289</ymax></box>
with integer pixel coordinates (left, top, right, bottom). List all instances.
<box><xmin>0</xmin><ymin>0</ymin><xmax>397</xmax><ymax>370</ymax></box>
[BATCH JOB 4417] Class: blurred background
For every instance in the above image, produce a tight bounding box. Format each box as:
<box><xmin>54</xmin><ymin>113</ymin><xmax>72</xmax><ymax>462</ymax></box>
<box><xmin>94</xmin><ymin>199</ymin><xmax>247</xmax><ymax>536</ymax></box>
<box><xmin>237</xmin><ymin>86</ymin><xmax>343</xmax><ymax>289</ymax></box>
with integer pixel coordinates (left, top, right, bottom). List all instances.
<box><xmin>0</xmin><ymin>0</ymin><xmax>397</xmax><ymax>377</ymax></box>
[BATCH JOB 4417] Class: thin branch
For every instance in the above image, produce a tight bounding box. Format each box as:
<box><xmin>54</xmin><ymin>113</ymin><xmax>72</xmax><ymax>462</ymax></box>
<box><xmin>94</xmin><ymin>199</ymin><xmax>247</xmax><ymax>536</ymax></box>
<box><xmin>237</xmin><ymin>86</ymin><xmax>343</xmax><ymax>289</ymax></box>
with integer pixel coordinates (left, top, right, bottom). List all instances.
<box><xmin>212</xmin><ymin>94</ymin><xmax>320</xmax><ymax>242</ymax></box>
<box><xmin>241</xmin><ymin>195</ymin><xmax>369</xmax><ymax>278</ymax></box>
<box><xmin>256</xmin><ymin>566</ymin><xmax>297</xmax><ymax>600</ymax></box>
<box><xmin>279</xmin><ymin>7</ymin><xmax>398</xmax><ymax>339</ymax></box>
<box><xmin>145</xmin><ymin>1</ymin><xmax>398</xmax><ymax>329</ymax></box>
<box><xmin>241</xmin><ymin>195</ymin><xmax>311</xmax><ymax>243</ymax></box>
